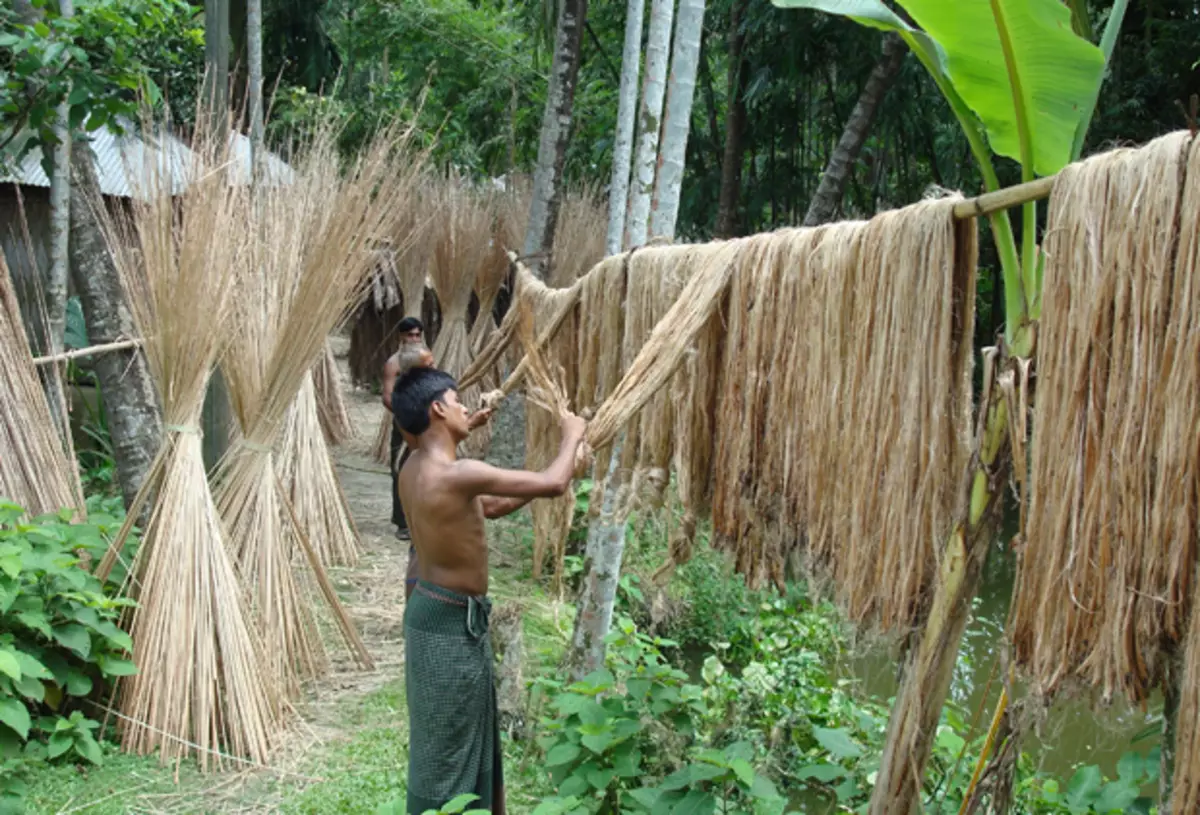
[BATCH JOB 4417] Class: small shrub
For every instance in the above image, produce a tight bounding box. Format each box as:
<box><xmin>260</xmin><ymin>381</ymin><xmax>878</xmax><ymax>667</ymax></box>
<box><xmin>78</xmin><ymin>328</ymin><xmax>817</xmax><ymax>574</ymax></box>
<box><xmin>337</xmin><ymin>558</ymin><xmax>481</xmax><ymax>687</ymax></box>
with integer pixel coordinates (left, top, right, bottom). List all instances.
<box><xmin>0</xmin><ymin>499</ymin><xmax>138</xmax><ymax>812</ymax></box>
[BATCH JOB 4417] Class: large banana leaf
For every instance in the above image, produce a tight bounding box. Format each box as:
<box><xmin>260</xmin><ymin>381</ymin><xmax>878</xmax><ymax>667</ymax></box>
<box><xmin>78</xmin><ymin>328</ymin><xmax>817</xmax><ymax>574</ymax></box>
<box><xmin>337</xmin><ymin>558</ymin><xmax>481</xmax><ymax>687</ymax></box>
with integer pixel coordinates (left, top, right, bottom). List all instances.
<box><xmin>773</xmin><ymin>0</ymin><xmax>1105</xmax><ymax>177</ymax></box>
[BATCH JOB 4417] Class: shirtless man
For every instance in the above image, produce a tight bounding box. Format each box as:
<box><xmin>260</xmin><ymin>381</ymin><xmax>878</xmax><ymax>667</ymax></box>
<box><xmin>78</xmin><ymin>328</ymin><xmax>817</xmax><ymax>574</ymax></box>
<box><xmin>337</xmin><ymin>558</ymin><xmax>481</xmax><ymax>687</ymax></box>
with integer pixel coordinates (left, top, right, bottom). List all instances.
<box><xmin>393</xmin><ymin>366</ymin><xmax>585</xmax><ymax>815</ymax></box>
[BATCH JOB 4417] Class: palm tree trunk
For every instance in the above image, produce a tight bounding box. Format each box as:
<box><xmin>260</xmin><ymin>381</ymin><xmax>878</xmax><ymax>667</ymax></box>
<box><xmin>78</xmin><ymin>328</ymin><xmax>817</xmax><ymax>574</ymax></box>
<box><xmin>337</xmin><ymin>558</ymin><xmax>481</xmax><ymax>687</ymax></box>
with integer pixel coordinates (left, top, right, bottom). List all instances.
<box><xmin>605</xmin><ymin>0</ymin><xmax>646</xmax><ymax>256</ymax></box>
<box><xmin>714</xmin><ymin>0</ymin><xmax>748</xmax><ymax>239</ymax></box>
<box><xmin>523</xmin><ymin>0</ymin><xmax>589</xmax><ymax>277</ymax></box>
<box><xmin>649</xmin><ymin>0</ymin><xmax>706</xmax><ymax>240</ymax></box>
<box><xmin>68</xmin><ymin>144</ymin><xmax>162</xmax><ymax>513</ymax></box>
<box><xmin>803</xmin><ymin>33</ymin><xmax>907</xmax><ymax>226</ymax></box>
<box><xmin>623</xmin><ymin>0</ymin><xmax>673</xmax><ymax>249</ymax></box>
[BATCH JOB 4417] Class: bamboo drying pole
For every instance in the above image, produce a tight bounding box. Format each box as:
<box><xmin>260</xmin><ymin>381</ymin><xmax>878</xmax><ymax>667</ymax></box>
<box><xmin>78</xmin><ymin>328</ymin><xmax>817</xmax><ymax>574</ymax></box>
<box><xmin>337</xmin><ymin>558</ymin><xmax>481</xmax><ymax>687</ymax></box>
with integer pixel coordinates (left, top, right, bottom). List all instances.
<box><xmin>951</xmin><ymin>176</ymin><xmax>1055</xmax><ymax>220</ymax></box>
<box><xmin>32</xmin><ymin>338</ymin><xmax>144</xmax><ymax>365</ymax></box>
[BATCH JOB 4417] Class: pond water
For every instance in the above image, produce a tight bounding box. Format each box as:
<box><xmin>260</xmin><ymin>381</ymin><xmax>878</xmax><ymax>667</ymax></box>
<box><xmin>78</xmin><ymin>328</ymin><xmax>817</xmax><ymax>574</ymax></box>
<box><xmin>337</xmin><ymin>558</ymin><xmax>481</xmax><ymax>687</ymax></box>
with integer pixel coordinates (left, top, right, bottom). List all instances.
<box><xmin>836</xmin><ymin>511</ymin><xmax>1163</xmax><ymax>801</ymax></box>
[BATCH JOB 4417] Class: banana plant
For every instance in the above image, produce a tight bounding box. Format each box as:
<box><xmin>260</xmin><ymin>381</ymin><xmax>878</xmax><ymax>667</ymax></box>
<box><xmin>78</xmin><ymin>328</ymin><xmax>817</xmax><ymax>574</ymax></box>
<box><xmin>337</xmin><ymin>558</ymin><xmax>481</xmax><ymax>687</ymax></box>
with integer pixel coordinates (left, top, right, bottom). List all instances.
<box><xmin>769</xmin><ymin>1</ymin><xmax>1127</xmax><ymax>811</ymax></box>
<box><xmin>772</xmin><ymin>0</ymin><xmax>1125</xmax><ymax>356</ymax></box>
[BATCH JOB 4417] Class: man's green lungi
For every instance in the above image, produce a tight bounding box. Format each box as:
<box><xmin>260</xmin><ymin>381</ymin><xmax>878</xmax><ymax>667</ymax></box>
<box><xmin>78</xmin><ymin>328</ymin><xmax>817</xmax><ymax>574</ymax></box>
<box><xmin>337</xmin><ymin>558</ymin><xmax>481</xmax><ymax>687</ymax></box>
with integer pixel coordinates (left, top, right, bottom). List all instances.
<box><xmin>406</xmin><ymin>580</ymin><xmax>501</xmax><ymax>813</ymax></box>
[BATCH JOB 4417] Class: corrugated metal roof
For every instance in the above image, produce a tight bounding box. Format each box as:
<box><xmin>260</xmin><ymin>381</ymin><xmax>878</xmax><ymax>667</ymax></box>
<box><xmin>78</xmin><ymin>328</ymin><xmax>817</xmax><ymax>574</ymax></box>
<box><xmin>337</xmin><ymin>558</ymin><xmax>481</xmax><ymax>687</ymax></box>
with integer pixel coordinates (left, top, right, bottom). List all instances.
<box><xmin>1</xmin><ymin>123</ymin><xmax>293</xmax><ymax>197</ymax></box>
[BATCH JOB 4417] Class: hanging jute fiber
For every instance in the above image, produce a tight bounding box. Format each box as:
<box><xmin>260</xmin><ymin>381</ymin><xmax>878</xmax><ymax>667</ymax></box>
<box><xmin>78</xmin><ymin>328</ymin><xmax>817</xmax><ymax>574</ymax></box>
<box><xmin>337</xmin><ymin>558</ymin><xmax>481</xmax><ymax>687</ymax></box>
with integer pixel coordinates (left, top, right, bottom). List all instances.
<box><xmin>313</xmin><ymin>340</ymin><xmax>352</xmax><ymax>446</ymax></box>
<box><xmin>92</xmin><ymin>116</ymin><xmax>281</xmax><ymax>767</ymax></box>
<box><xmin>1165</xmin><ymin>133</ymin><xmax>1200</xmax><ymax>815</ymax></box>
<box><xmin>0</xmin><ymin>253</ymin><xmax>83</xmax><ymax>519</ymax></box>
<box><xmin>479</xmin><ymin>196</ymin><xmax>972</xmax><ymax>616</ymax></box>
<box><xmin>518</xmin><ymin>266</ymin><xmax>581</xmax><ymax>581</ymax></box>
<box><xmin>1010</xmin><ymin>131</ymin><xmax>1198</xmax><ymax>705</ymax></box>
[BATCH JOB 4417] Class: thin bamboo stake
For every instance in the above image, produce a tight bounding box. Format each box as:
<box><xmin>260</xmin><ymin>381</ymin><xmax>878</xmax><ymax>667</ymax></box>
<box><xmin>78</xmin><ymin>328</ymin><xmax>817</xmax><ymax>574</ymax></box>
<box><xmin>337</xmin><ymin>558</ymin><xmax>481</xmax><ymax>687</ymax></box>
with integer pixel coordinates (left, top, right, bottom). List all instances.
<box><xmin>32</xmin><ymin>337</ymin><xmax>144</xmax><ymax>365</ymax></box>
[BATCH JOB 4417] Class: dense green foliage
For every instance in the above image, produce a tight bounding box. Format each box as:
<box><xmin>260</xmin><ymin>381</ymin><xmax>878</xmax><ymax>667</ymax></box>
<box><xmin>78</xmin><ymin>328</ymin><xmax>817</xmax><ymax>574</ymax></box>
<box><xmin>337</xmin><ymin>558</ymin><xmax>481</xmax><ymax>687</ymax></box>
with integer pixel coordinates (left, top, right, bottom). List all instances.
<box><xmin>0</xmin><ymin>496</ymin><xmax>138</xmax><ymax>814</ymax></box>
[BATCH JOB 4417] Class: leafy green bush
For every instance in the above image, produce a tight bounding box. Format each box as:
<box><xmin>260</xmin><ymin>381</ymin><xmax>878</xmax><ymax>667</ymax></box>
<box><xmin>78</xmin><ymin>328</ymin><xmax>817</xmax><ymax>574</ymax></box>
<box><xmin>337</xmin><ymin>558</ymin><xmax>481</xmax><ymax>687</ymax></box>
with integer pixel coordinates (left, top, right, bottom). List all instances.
<box><xmin>0</xmin><ymin>499</ymin><xmax>138</xmax><ymax>811</ymax></box>
<box><xmin>532</xmin><ymin>618</ymin><xmax>788</xmax><ymax>814</ymax></box>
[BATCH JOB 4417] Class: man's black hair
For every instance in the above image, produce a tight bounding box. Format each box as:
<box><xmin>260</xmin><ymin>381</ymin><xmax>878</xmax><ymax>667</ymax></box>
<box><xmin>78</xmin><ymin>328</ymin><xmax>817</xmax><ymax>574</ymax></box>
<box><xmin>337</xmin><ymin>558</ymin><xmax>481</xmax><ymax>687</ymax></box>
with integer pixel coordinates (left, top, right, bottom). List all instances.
<box><xmin>396</xmin><ymin>316</ymin><xmax>424</xmax><ymax>335</ymax></box>
<box><xmin>392</xmin><ymin>366</ymin><xmax>457</xmax><ymax>436</ymax></box>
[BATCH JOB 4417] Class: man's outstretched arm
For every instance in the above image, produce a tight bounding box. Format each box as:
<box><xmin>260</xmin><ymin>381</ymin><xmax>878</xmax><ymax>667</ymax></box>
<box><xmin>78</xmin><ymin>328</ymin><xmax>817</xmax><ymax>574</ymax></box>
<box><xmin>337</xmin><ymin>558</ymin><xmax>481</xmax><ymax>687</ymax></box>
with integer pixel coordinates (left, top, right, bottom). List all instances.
<box><xmin>451</xmin><ymin>413</ymin><xmax>586</xmax><ymax>501</ymax></box>
<box><xmin>479</xmin><ymin>494</ymin><xmax>536</xmax><ymax>519</ymax></box>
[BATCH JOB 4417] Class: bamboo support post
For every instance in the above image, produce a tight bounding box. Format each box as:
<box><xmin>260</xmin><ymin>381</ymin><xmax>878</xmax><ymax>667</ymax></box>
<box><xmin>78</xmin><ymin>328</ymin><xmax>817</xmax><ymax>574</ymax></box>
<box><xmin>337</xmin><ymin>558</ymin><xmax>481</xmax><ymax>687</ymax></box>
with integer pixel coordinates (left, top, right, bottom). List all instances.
<box><xmin>32</xmin><ymin>337</ymin><xmax>144</xmax><ymax>365</ymax></box>
<box><xmin>951</xmin><ymin>175</ymin><xmax>1056</xmax><ymax>220</ymax></box>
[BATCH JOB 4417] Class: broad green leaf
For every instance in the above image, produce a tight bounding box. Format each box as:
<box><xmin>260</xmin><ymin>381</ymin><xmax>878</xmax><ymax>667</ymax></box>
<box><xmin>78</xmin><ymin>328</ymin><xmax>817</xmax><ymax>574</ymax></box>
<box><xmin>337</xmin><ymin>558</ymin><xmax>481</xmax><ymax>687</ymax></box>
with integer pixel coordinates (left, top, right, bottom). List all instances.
<box><xmin>586</xmin><ymin>767</ymin><xmax>615</xmax><ymax>789</ymax></box>
<box><xmin>558</xmin><ymin>774</ymin><xmax>589</xmax><ymax>797</ymax></box>
<box><xmin>1094</xmin><ymin>780</ymin><xmax>1140</xmax><ymax>814</ymax></box>
<box><xmin>47</xmin><ymin>732</ymin><xmax>73</xmax><ymax>759</ymax></box>
<box><xmin>672</xmin><ymin>790</ymin><xmax>717</xmax><ymax>815</ymax></box>
<box><xmin>580</xmin><ymin>730</ymin><xmax>615</xmax><ymax>754</ymax></box>
<box><xmin>796</xmin><ymin>763</ymin><xmax>848</xmax><ymax>783</ymax></box>
<box><xmin>553</xmin><ymin>693</ymin><xmax>590</xmax><ymax>715</ymax></box>
<box><xmin>96</xmin><ymin>655</ymin><xmax>137</xmax><ymax>676</ymax></box>
<box><xmin>13</xmin><ymin>674</ymin><xmax>43</xmax><ymax>702</ymax></box>
<box><xmin>546</xmin><ymin>742</ymin><xmax>581</xmax><ymax>767</ymax></box>
<box><xmin>53</xmin><ymin>624</ymin><xmax>91</xmax><ymax>659</ymax></box>
<box><xmin>812</xmin><ymin>726</ymin><xmax>863</xmax><ymax>760</ymax></box>
<box><xmin>1116</xmin><ymin>751</ymin><xmax>1143</xmax><ymax>782</ymax></box>
<box><xmin>897</xmin><ymin>0</ymin><xmax>1104</xmax><ymax>176</ymax></box>
<box><xmin>0</xmin><ymin>650</ymin><xmax>20</xmax><ymax>681</ymax></box>
<box><xmin>730</xmin><ymin>758</ymin><xmax>755</xmax><ymax>786</ymax></box>
<box><xmin>577</xmin><ymin>700</ymin><xmax>609</xmax><ymax>727</ymax></box>
<box><xmin>0</xmin><ymin>699</ymin><xmax>31</xmax><ymax>739</ymax></box>
<box><xmin>770</xmin><ymin>0</ymin><xmax>946</xmax><ymax>76</ymax></box>
<box><xmin>628</xmin><ymin>788</ymin><xmax>660</xmax><ymax>811</ymax></box>
<box><xmin>65</xmin><ymin>670</ymin><xmax>92</xmax><ymax>697</ymax></box>
<box><xmin>686</xmin><ymin>762</ymin><xmax>726</xmax><ymax>784</ymax></box>
<box><xmin>440</xmin><ymin>794</ymin><xmax>479</xmax><ymax>814</ymax></box>
<box><xmin>1065</xmin><ymin>765</ymin><xmax>1103</xmax><ymax>810</ymax></box>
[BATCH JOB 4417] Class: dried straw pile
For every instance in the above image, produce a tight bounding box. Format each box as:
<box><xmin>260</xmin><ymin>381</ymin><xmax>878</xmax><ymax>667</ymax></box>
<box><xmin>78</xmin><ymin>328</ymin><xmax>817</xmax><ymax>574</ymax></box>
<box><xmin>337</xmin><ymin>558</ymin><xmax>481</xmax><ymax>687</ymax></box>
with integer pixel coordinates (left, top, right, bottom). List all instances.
<box><xmin>549</xmin><ymin>183</ymin><xmax>607</xmax><ymax>287</ymax></box>
<box><xmin>313</xmin><ymin>341</ymin><xmax>352</xmax><ymax>446</ymax></box>
<box><xmin>0</xmin><ymin>253</ymin><xmax>83</xmax><ymax>518</ymax></box>
<box><xmin>92</xmin><ymin>122</ymin><xmax>281</xmax><ymax>767</ymax></box>
<box><xmin>215</xmin><ymin>123</ymin><xmax>415</xmax><ymax>688</ymax></box>
<box><xmin>1010</xmin><ymin>132</ymin><xmax>1199</xmax><ymax>705</ymax></box>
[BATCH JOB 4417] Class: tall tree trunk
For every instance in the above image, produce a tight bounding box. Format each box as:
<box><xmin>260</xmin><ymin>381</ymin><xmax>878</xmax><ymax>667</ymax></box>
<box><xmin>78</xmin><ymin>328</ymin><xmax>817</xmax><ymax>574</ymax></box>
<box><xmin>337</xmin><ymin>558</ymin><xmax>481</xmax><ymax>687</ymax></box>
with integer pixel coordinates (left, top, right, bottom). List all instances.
<box><xmin>714</xmin><ymin>0</ymin><xmax>748</xmax><ymax>239</ymax></box>
<box><xmin>649</xmin><ymin>0</ymin><xmax>706</xmax><ymax>240</ymax></box>
<box><xmin>40</xmin><ymin>0</ymin><xmax>73</xmax><ymax>439</ymax></box>
<box><xmin>623</xmin><ymin>0</ymin><xmax>673</xmax><ymax>249</ymax></box>
<box><xmin>203</xmin><ymin>0</ymin><xmax>230</xmax><ymax>115</ymax></box>
<box><xmin>567</xmin><ymin>443</ymin><xmax>627</xmax><ymax>680</ymax></box>
<box><xmin>802</xmin><ymin>33</ymin><xmax>906</xmax><ymax>226</ymax></box>
<box><xmin>246</xmin><ymin>0</ymin><xmax>264</xmax><ymax>179</ymax></box>
<box><xmin>605</xmin><ymin>0</ymin><xmax>645</xmax><ymax>257</ymax></box>
<box><xmin>202</xmin><ymin>0</ymin><xmax>233</xmax><ymax>472</ymax></box>
<box><xmin>68</xmin><ymin>144</ymin><xmax>161</xmax><ymax>512</ymax></box>
<box><xmin>522</xmin><ymin>0</ymin><xmax>589</xmax><ymax>277</ymax></box>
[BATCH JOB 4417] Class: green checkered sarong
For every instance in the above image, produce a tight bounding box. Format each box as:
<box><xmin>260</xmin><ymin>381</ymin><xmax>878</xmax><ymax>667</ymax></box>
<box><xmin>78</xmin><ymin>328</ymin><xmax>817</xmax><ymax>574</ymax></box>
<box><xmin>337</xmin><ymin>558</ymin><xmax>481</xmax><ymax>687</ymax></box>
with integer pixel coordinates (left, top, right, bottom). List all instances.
<box><xmin>406</xmin><ymin>580</ymin><xmax>501</xmax><ymax>813</ymax></box>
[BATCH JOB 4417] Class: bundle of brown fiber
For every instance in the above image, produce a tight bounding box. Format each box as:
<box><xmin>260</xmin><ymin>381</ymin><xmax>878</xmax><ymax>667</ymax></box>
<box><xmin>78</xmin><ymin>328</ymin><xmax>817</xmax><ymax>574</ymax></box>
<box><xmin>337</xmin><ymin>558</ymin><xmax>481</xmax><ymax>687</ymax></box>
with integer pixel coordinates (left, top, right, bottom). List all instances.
<box><xmin>92</xmin><ymin>118</ymin><xmax>281</xmax><ymax>767</ymax></box>
<box><xmin>0</xmin><ymin>254</ymin><xmax>83</xmax><ymax>518</ymax></box>
<box><xmin>1010</xmin><ymin>131</ymin><xmax>1199</xmax><ymax>704</ymax></box>
<box><xmin>313</xmin><ymin>340</ymin><xmax>352</xmax><ymax>445</ymax></box>
<box><xmin>1166</xmin><ymin>135</ymin><xmax>1200</xmax><ymax>815</ymax></box>
<box><xmin>518</xmin><ymin>268</ymin><xmax>581</xmax><ymax>581</ymax></box>
<box><xmin>583</xmin><ymin>197</ymin><xmax>974</xmax><ymax>619</ymax></box>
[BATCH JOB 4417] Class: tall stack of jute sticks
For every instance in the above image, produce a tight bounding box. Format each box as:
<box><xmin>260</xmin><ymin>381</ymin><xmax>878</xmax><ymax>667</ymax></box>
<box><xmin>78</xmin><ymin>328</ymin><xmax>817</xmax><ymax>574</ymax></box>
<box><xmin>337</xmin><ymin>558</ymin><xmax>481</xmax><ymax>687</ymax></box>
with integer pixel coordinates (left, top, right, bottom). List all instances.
<box><xmin>0</xmin><ymin>254</ymin><xmax>83</xmax><ymax>519</ymax></box>
<box><xmin>1010</xmin><ymin>130</ymin><xmax>1200</xmax><ymax>809</ymax></box>
<box><xmin>91</xmin><ymin>114</ymin><xmax>422</xmax><ymax>767</ymax></box>
<box><xmin>498</xmin><ymin>194</ymin><xmax>976</xmax><ymax>632</ymax></box>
